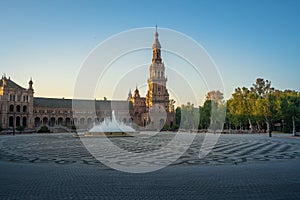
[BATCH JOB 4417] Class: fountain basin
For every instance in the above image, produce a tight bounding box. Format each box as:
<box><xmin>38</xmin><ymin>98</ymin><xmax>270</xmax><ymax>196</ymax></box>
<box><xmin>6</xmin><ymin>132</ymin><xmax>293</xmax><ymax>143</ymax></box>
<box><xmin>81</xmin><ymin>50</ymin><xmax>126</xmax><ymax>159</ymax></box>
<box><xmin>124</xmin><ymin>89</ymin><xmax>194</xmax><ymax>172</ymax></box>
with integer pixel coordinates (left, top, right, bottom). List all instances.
<box><xmin>83</xmin><ymin>131</ymin><xmax>138</xmax><ymax>137</ymax></box>
<box><xmin>82</xmin><ymin>110</ymin><xmax>138</xmax><ymax>137</ymax></box>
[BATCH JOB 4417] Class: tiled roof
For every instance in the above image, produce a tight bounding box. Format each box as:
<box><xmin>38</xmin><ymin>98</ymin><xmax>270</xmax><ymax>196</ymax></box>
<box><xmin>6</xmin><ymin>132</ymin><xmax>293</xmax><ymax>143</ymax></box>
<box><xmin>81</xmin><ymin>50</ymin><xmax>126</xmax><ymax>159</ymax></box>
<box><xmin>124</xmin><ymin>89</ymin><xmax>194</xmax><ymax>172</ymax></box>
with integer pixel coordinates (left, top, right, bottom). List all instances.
<box><xmin>34</xmin><ymin>97</ymin><xmax>132</xmax><ymax>110</ymax></box>
<box><xmin>0</xmin><ymin>77</ymin><xmax>26</xmax><ymax>90</ymax></box>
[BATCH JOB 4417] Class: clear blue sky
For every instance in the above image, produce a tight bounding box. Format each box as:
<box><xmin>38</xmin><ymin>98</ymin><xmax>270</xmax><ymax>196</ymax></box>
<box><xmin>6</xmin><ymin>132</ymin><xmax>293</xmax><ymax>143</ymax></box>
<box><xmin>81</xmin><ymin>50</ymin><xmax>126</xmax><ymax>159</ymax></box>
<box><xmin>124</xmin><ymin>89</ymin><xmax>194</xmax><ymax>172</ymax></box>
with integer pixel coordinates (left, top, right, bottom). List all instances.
<box><xmin>1</xmin><ymin>0</ymin><xmax>299</xmax><ymax>105</ymax></box>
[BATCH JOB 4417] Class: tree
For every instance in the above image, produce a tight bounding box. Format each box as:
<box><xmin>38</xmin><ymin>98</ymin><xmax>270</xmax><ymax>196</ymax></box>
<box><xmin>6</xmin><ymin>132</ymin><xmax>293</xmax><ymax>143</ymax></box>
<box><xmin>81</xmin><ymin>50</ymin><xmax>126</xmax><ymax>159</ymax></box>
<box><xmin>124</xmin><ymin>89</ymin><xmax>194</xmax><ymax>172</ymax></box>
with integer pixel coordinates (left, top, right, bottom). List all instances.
<box><xmin>251</xmin><ymin>78</ymin><xmax>275</xmax><ymax>136</ymax></box>
<box><xmin>206</xmin><ymin>90</ymin><xmax>224</xmax><ymax>104</ymax></box>
<box><xmin>227</xmin><ymin>87</ymin><xmax>256</xmax><ymax>131</ymax></box>
<box><xmin>200</xmin><ymin>100</ymin><xmax>211</xmax><ymax>129</ymax></box>
<box><xmin>281</xmin><ymin>90</ymin><xmax>300</xmax><ymax>134</ymax></box>
<box><xmin>175</xmin><ymin>107</ymin><xmax>181</xmax><ymax>126</ymax></box>
<box><xmin>204</xmin><ymin>90</ymin><xmax>226</xmax><ymax>132</ymax></box>
<box><xmin>180</xmin><ymin>102</ymin><xmax>200</xmax><ymax>130</ymax></box>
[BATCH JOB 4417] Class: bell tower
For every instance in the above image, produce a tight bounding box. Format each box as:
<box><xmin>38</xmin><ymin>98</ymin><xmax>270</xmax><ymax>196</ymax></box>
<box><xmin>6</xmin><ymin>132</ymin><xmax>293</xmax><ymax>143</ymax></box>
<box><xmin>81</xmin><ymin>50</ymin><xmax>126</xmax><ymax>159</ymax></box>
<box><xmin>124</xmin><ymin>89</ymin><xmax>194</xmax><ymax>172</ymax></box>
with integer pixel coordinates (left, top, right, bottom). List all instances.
<box><xmin>146</xmin><ymin>26</ymin><xmax>170</xmax><ymax>112</ymax></box>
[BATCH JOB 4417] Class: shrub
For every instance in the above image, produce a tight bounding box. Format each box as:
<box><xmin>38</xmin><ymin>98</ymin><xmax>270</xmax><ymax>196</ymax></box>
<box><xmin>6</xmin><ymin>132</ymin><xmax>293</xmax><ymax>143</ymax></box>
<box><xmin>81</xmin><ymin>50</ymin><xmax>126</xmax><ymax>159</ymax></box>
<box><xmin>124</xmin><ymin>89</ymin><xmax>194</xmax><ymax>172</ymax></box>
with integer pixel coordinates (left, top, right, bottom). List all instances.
<box><xmin>38</xmin><ymin>126</ymin><xmax>50</xmax><ymax>133</ymax></box>
<box><xmin>172</xmin><ymin>124</ymin><xmax>179</xmax><ymax>130</ymax></box>
<box><xmin>16</xmin><ymin>126</ymin><xmax>24</xmax><ymax>132</ymax></box>
<box><xmin>71</xmin><ymin>125</ymin><xmax>77</xmax><ymax>130</ymax></box>
<box><xmin>163</xmin><ymin>124</ymin><xmax>170</xmax><ymax>131</ymax></box>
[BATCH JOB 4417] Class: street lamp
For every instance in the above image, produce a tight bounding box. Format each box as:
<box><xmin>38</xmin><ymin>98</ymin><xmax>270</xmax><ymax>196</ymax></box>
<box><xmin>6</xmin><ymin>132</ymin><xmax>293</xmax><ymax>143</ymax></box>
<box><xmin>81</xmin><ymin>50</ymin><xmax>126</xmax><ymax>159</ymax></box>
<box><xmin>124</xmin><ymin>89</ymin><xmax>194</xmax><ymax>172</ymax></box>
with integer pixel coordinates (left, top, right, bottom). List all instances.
<box><xmin>13</xmin><ymin>112</ymin><xmax>15</xmax><ymax>135</ymax></box>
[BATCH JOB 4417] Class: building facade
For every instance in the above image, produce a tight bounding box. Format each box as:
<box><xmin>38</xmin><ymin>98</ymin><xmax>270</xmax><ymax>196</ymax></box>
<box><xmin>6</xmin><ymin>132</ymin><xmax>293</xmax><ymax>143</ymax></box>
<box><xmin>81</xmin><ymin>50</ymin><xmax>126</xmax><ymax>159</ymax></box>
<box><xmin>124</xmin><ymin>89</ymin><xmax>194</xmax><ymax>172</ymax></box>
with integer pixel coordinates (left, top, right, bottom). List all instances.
<box><xmin>0</xmin><ymin>76</ymin><xmax>34</xmax><ymax>129</ymax></box>
<box><xmin>129</xmin><ymin>28</ymin><xmax>175</xmax><ymax>130</ymax></box>
<box><xmin>0</xmin><ymin>28</ymin><xmax>175</xmax><ymax>132</ymax></box>
<box><xmin>0</xmin><ymin>76</ymin><xmax>132</xmax><ymax>131</ymax></box>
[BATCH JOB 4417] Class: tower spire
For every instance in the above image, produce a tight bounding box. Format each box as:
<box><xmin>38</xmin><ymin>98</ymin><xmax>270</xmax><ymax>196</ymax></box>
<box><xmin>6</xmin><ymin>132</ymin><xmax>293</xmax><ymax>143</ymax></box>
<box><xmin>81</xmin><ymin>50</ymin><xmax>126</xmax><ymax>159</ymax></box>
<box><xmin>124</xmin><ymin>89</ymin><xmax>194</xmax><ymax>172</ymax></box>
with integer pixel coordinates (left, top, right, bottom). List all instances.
<box><xmin>152</xmin><ymin>26</ymin><xmax>162</xmax><ymax>63</ymax></box>
<box><xmin>152</xmin><ymin>25</ymin><xmax>161</xmax><ymax>49</ymax></box>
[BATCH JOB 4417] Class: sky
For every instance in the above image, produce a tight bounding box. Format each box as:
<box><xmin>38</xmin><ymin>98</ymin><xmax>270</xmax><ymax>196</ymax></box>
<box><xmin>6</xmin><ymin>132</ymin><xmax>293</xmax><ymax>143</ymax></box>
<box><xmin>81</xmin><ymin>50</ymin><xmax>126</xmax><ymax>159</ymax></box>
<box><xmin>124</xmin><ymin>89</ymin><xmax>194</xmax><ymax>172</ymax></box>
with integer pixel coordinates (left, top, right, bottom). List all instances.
<box><xmin>1</xmin><ymin>0</ymin><xmax>299</xmax><ymax>106</ymax></box>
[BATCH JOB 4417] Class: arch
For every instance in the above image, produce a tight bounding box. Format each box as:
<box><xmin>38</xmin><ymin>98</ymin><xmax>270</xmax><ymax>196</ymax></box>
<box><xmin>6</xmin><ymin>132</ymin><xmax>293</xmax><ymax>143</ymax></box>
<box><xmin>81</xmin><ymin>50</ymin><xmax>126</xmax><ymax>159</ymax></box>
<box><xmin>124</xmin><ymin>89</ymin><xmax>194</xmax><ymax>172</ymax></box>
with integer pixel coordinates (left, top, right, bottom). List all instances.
<box><xmin>66</xmin><ymin>117</ymin><xmax>71</xmax><ymax>127</ymax></box>
<box><xmin>16</xmin><ymin>105</ymin><xmax>21</xmax><ymax>112</ymax></box>
<box><xmin>35</xmin><ymin>117</ymin><xmax>41</xmax><ymax>127</ymax></box>
<box><xmin>22</xmin><ymin>117</ymin><xmax>27</xmax><ymax>127</ymax></box>
<box><xmin>23</xmin><ymin>105</ymin><xmax>27</xmax><ymax>113</ymax></box>
<box><xmin>16</xmin><ymin>116</ymin><xmax>21</xmax><ymax>127</ymax></box>
<box><xmin>58</xmin><ymin>117</ymin><xmax>63</xmax><ymax>126</ymax></box>
<box><xmin>80</xmin><ymin>118</ymin><xmax>85</xmax><ymax>125</ymax></box>
<box><xmin>9</xmin><ymin>116</ymin><xmax>14</xmax><ymax>127</ymax></box>
<box><xmin>42</xmin><ymin>117</ymin><xmax>48</xmax><ymax>125</ymax></box>
<box><xmin>50</xmin><ymin>117</ymin><xmax>55</xmax><ymax>126</ymax></box>
<box><xmin>87</xmin><ymin>118</ymin><xmax>92</xmax><ymax>125</ymax></box>
<box><xmin>9</xmin><ymin>105</ymin><xmax>14</xmax><ymax>112</ymax></box>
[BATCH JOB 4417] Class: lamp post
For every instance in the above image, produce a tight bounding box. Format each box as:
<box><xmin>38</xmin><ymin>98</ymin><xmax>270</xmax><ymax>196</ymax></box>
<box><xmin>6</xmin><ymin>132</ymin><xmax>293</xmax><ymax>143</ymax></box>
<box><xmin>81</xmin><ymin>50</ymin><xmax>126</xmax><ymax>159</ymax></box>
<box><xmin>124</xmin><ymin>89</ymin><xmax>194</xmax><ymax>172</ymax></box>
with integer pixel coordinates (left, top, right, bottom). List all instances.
<box><xmin>292</xmin><ymin>99</ymin><xmax>296</xmax><ymax>136</ymax></box>
<box><xmin>13</xmin><ymin>112</ymin><xmax>15</xmax><ymax>135</ymax></box>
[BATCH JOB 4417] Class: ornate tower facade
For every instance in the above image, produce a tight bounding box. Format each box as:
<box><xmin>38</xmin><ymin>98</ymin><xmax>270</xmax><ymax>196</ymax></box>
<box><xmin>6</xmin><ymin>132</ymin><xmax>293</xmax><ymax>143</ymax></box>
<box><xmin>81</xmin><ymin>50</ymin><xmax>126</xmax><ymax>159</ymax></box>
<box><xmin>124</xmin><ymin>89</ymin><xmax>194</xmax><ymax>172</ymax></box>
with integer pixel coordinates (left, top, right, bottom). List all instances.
<box><xmin>146</xmin><ymin>28</ymin><xmax>170</xmax><ymax>112</ymax></box>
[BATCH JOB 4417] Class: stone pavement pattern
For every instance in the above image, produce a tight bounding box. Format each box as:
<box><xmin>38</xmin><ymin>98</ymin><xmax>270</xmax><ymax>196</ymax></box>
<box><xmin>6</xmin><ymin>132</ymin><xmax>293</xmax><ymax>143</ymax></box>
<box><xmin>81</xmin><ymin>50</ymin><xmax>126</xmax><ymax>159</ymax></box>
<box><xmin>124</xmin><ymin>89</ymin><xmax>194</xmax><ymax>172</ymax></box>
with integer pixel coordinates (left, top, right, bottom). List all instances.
<box><xmin>0</xmin><ymin>133</ymin><xmax>299</xmax><ymax>167</ymax></box>
<box><xmin>0</xmin><ymin>132</ymin><xmax>299</xmax><ymax>199</ymax></box>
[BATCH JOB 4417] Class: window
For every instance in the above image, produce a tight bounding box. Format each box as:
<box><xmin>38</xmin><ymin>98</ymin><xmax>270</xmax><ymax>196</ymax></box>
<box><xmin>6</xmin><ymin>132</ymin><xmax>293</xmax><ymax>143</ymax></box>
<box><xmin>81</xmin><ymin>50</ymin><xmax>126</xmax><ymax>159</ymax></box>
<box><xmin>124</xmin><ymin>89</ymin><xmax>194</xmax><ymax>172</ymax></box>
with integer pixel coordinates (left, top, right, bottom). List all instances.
<box><xmin>9</xmin><ymin>105</ymin><xmax>14</xmax><ymax>112</ymax></box>
<box><xmin>16</xmin><ymin>105</ymin><xmax>21</xmax><ymax>112</ymax></box>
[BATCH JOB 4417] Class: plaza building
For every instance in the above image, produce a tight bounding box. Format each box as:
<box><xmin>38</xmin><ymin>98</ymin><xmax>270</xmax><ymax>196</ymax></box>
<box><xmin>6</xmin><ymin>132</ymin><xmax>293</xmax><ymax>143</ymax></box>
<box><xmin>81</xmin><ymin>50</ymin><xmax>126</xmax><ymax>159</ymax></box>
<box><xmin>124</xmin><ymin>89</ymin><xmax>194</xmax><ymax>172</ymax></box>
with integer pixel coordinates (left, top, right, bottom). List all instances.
<box><xmin>0</xmin><ymin>76</ymin><xmax>34</xmax><ymax>129</ymax></box>
<box><xmin>0</xmin><ymin>28</ymin><xmax>175</xmax><ymax>132</ymax></box>
<box><xmin>0</xmin><ymin>75</ymin><xmax>132</xmax><ymax>131</ymax></box>
<box><xmin>128</xmin><ymin>28</ymin><xmax>175</xmax><ymax>129</ymax></box>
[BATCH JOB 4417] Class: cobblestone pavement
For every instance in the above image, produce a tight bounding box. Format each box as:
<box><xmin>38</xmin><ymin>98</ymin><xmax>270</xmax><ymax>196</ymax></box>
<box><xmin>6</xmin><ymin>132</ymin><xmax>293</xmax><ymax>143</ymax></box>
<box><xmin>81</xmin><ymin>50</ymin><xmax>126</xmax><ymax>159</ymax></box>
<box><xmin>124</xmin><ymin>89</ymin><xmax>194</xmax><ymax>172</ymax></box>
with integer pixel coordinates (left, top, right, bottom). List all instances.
<box><xmin>0</xmin><ymin>132</ymin><xmax>299</xmax><ymax>167</ymax></box>
<box><xmin>0</xmin><ymin>132</ymin><xmax>299</xmax><ymax>199</ymax></box>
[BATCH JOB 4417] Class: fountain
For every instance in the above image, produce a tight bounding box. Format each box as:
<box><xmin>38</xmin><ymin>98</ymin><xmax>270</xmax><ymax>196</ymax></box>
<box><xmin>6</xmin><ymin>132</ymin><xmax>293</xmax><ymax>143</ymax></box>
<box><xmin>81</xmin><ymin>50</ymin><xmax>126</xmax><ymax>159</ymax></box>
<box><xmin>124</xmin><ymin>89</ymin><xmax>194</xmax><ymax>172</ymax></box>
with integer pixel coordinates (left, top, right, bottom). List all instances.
<box><xmin>83</xmin><ymin>111</ymin><xmax>137</xmax><ymax>136</ymax></box>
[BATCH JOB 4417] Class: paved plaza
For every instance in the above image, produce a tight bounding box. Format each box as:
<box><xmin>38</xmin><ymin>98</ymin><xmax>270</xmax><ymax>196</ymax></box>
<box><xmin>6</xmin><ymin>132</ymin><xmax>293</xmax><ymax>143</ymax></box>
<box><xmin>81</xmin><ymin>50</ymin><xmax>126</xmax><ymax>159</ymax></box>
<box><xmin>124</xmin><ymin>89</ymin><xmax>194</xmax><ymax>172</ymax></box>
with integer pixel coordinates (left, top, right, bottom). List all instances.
<box><xmin>0</xmin><ymin>132</ymin><xmax>299</xmax><ymax>199</ymax></box>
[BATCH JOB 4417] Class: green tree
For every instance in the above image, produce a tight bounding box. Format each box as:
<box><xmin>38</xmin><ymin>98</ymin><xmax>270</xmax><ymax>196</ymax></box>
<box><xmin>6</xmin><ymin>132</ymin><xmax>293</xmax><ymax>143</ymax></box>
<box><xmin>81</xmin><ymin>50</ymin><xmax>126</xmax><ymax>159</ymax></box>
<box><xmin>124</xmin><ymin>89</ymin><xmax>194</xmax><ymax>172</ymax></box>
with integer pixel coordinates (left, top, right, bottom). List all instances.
<box><xmin>227</xmin><ymin>87</ymin><xmax>255</xmax><ymax>131</ymax></box>
<box><xmin>180</xmin><ymin>102</ymin><xmax>200</xmax><ymax>130</ymax></box>
<box><xmin>281</xmin><ymin>90</ymin><xmax>300</xmax><ymax>134</ymax></box>
<box><xmin>175</xmin><ymin>107</ymin><xmax>181</xmax><ymax>126</ymax></box>
<box><xmin>204</xmin><ymin>90</ymin><xmax>226</xmax><ymax>132</ymax></box>
<box><xmin>199</xmin><ymin>100</ymin><xmax>211</xmax><ymax>129</ymax></box>
<box><xmin>251</xmin><ymin>78</ymin><xmax>275</xmax><ymax>136</ymax></box>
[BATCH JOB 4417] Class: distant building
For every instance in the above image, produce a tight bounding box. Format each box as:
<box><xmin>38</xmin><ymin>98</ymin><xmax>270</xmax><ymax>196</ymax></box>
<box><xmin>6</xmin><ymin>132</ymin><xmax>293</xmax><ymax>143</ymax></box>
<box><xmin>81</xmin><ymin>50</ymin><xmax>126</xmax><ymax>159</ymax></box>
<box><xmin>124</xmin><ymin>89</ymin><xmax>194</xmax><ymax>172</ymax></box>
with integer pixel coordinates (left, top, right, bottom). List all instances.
<box><xmin>0</xmin><ymin>75</ymin><xmax>132</xmax><ymax>131</ymax></box>
<box><xmin>128</xmin><ymin>28</ymin><xmax>175</xmax><ymax>129</ymax></box>
<box><xmin>0</xmin><ymin>27</ymin><xmax>175</xmax><ymax>132</ymax></box>
<box><xmin>0</xmin><ymin>76</ymin><xmax>34</xmax><ymax>129</ymax></box>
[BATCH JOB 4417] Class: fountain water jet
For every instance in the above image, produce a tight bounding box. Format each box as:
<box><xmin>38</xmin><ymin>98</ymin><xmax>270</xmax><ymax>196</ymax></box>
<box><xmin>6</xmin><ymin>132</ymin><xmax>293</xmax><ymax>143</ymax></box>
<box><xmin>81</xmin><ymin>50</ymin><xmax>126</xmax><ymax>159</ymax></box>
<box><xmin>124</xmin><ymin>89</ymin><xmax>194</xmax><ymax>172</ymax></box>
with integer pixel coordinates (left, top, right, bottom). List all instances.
<box><xmin>84</xmin><ymin>111</ymin><xmax>137</xmax><ymax>136</ymax></box>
